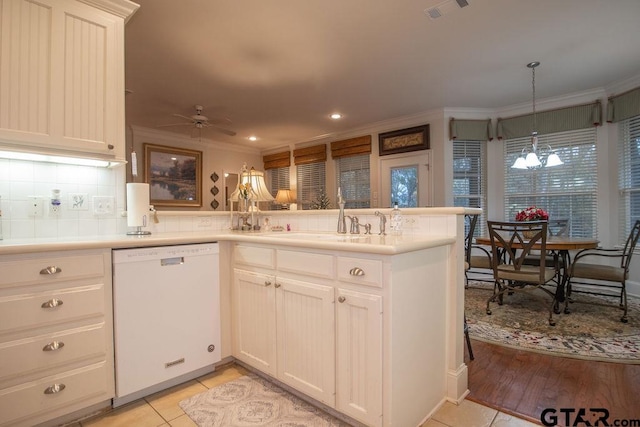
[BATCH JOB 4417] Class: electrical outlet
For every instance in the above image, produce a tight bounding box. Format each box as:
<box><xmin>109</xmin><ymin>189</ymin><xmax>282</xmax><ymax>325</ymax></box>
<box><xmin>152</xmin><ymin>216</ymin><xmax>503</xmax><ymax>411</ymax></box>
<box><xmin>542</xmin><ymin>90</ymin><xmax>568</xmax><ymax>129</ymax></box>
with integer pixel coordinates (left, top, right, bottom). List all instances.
<box><xmin>93</xmin><ymin>196</ymin><xmax>115</xmax><ymax>215</ymax></box>
<box><xmin>28</xmin><ymin>197</ymin><xmax>44</xmax><ymax>217</ymax></box>
<box><xmin>197</xmin><ymin>217</ymin><xmax>212</xmax><ymax>227</ymax></box>
<box><xmin>69</xmin><ymin>193</ymin><xmax>89</xmax><ymax>210</ymax></box>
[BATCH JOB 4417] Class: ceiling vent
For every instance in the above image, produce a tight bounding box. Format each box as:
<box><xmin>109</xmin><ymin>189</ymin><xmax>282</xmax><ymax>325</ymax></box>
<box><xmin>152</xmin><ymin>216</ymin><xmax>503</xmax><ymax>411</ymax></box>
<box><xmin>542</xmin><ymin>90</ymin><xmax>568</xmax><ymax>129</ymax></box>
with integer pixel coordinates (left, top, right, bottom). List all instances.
<box><xmin>424</xmin><ymin>0</ymin><xmax>470</xmax><ymax>20</ymax></box>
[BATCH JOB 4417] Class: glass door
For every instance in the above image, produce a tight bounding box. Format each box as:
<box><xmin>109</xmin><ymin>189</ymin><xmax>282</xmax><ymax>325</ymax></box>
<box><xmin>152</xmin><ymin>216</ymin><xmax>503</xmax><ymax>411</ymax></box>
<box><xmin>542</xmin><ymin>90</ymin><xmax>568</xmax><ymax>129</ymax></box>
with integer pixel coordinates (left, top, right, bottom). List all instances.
<box><xmin>380</xmin><ymin>151</ymin><xmax>431</xmax><ymax>208</ymax></box>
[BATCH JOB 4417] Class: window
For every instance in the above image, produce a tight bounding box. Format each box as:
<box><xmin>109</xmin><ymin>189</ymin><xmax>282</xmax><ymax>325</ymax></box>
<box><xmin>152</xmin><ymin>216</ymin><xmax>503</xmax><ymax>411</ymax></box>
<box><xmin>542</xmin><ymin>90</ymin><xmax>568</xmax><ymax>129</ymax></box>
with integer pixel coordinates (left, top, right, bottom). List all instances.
<box><xmin>453</xmin><ymin>140</ymin><xmax>486</xmax><ymax>236</ymax></box>
<box><xmin>390</xmin><ymin>166</ymin><xmax>418</xmax><ymax>207</ymax></box>
<box><xmin>297</xmin><ymin>162</ymin><xmax>326</xmax><ymax>210</ymax></box>
<box><xmin>618</xmin><ymin>115</ymin><xmax>640</xmax><ymax>244</ymax></box>
<box><xmin>267</xmin><ymin>166</ymin><xmax>290</xmax><ymax>210</ymax></box>
<box><xmin>504</xmin><ymin>128</ymin><xmax>597</xmax><ymax>238</ymax></box>
<box><xmin>336</xmin><ymin>154</ymin><xmax>370</xmax><ymax>208</ymax></box>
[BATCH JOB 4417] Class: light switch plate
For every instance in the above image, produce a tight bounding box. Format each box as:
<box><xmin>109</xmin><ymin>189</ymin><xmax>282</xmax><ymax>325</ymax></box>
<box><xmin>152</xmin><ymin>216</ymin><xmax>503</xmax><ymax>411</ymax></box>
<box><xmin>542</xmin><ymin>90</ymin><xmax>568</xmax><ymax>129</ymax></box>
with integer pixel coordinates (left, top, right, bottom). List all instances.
<box><xmin>93</xmin><ymin>196</ymin><xmax>115</xmax><ymax>215</ymax></box>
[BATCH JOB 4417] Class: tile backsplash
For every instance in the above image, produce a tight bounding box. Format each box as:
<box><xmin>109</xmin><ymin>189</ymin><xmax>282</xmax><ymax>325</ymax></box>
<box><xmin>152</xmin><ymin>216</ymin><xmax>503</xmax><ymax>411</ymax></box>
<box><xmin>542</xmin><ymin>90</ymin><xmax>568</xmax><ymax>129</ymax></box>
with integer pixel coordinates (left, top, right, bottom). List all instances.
<box><xmin>0</xmin><ymin>158</ymin><xmax>126</xmax><ymax>239</ymax></box>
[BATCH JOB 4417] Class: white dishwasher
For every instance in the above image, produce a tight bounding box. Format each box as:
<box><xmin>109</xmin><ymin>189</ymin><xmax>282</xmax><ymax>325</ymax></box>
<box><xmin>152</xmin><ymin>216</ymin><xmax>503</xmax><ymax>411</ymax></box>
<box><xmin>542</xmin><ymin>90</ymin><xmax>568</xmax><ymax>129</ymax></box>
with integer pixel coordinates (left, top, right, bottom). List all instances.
<box><xmin>112</xmin><ymin>243</ymin><xmax>221</xmax><ymax>407</ymax></box>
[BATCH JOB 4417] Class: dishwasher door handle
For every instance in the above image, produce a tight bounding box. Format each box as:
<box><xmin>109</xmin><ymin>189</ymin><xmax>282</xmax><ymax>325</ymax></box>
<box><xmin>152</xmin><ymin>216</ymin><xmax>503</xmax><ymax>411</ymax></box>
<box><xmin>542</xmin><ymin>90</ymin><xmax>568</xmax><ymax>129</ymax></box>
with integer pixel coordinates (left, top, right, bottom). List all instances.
<box><xmin>160</xmin><ymin>257</ymin><xmax>184</xmax><ymax>266</ymax></box>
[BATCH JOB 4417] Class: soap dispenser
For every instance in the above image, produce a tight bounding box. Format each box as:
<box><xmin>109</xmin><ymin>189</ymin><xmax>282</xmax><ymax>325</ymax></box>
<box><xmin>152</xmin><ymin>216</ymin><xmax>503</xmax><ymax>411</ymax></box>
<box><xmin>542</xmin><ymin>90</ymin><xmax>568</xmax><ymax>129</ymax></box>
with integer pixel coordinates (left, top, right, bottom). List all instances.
<box><xmin>50</xmin><ymin>189</ymin><xmax>61</xmax><ymax>216</ymax></box>
<box><xmin>390</xmin><ymin>202</ymin><xmax>403</xmax><ymax>236</ymax></box>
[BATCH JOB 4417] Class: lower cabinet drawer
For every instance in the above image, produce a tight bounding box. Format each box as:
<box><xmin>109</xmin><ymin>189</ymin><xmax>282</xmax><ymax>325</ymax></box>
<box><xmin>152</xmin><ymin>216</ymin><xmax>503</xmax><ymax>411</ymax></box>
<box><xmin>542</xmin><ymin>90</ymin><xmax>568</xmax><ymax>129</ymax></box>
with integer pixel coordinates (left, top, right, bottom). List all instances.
<box><xmin>0</xmin><ymin>284</ymin><xmax>105</xmax><ymax>334</ymax></box>
<box><xmin>0</xmin><ymin>324</ymin><xmax>106</xmax><ymax>382</ymax></box>
<box><xmin>0</xmin><ymin>362</ymin><xmax>110</xmax><ymax>427</ymax></box>
<box><xmin>337</xmin><ymin>256</ymin><xmax>383</xmax><ymax>288</ymax></box>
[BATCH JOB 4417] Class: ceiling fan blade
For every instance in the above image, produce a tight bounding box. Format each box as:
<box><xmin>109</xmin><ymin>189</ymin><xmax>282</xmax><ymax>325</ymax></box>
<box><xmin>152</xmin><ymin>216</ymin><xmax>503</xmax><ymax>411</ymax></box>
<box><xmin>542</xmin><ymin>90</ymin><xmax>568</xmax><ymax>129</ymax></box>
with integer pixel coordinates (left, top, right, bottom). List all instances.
<box><xmin>203</xmin><ymin>123</ymin><xmax>236</xmax><ymax>136</ymax></box>
<box><xmin>172</xmin><ymin>113</ymin><xmax>194</xmax><ymax>121</ymax></box>
<box><xmin>157</xmin><ymin>122</ymin><xmax>192</xmax><ymax>127</ymax></box>
<box><xmin>206</xmin><ymin>116</ymin><xmax>233</xmax><ymax>125</ymax></box>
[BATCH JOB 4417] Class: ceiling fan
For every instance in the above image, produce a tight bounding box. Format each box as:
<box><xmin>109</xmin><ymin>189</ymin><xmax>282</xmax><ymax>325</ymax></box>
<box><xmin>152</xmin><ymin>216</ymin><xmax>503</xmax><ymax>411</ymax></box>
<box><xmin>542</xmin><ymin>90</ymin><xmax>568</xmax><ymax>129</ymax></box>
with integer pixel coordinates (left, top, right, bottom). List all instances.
<box><xmin>157</xmin><ymin>104</ymin><xmax>236</xmax><ymax>137</ymax></box>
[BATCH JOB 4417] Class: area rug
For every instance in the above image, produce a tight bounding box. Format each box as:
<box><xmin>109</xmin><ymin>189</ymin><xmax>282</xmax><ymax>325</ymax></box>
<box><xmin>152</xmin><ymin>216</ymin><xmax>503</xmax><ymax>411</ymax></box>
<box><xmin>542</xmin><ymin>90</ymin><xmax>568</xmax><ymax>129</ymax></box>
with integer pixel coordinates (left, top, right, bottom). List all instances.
<box><xmin>465</xmin><ymin>280</ymin><xmax>640</xmax><ymax>363</ymax></box>
<box><xmin>179</xmin><ymin>373</ymin><xmax>350</xmax><ymax>426</ymax></box>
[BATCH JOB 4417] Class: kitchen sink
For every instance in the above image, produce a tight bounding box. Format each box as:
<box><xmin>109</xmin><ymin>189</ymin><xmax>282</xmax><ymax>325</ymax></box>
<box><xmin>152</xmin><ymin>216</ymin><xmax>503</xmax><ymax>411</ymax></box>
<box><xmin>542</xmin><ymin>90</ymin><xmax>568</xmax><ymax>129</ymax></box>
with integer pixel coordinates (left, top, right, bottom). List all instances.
<box><xmin>262</xmin><ymin>232</ymin><xmax>369</xmax><ymax>241</ymax></box>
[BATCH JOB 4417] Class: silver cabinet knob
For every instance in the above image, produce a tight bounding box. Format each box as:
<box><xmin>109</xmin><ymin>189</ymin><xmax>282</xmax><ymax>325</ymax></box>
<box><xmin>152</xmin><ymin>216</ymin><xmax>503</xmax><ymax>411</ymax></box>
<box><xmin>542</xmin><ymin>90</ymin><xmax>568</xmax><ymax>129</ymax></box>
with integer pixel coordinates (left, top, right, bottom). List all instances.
<box><xmin>40</xmin><ymin>266</ymin><xmax>62</xmax><ymax>275</ymax></box>
<box><xmin>338</xmin><ymin>296</ymin><xmax>346</xmax><ymax>303</ymax></box>
<box><xmin>41</xmin><ymin>298</ymin><xmax>63</xmax><ymax>308</ymax></box>
<box><xmin>43</xmin><ymin>341</ymin><xmax>65</xmax><ymax>352</ymax></box>
<box><xmin>349</xmin><ymin>267</ymin><xmax>365</xmax><ymax>276</ymax></box>
<box><xmin>265</xmin><ymin>281</ymin><xmax>272</xmax><ymax>286</ymax></box>
<box><xmin>108</xmin><ymin>144</ymin><xmax>114</xmax><ymax>150</ymax></box>
<box><xmin>44</xmin><ymin>383</ymin><xmax>66</xmax><ymax>394</ymax></box>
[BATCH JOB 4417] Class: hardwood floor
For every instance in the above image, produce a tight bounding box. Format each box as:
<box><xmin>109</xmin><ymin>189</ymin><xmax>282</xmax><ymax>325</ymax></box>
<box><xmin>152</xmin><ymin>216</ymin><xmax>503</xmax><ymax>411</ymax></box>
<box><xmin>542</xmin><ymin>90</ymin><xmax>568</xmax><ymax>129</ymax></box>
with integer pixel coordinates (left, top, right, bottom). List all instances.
<box><xmin>466</xmin><ymin>340</ymin><xmax>640</xmax><ymax>425</ymax></box>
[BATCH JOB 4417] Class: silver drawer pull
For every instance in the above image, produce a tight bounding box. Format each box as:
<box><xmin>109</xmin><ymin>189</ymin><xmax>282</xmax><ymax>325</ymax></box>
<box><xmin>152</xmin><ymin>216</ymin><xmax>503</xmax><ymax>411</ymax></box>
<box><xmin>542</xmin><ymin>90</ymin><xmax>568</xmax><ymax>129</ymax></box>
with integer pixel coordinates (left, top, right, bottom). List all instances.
<box><xmin>338</xmin><ymin>296</ymin><xmax>346</xmax><ymax>303</ymax></box>
<box><xmin>274</xmin><ymin>283</ymin><xmax>281</xmax><ymax>288</ymax></box>
<box><xmin>265</xmin><ymin>281</ymin><xmax>272</xmax><ymax>286</ymax></box>
<box><xmin>40</xmin><ymin>266</ymin><xmax>62</xmax><ymax>275</ymax></box>
<box><xmin>43</xmin><ymin>341</ymin><xmax>65</xmax><ymax>352</ymax></box>
<box><xmin>349</xmin><ymin>267</ymin><xmax>365</xmax><ymax>276</ymax></box>
<box><xmin>41</xmin><ymin>298</ymin><xmax>63</xmax><ymax>308</ymax></box>
<box><xmin>44</xmin><ymin>383</ymin><xmax>66</xmax><ymax>394</ymax></box>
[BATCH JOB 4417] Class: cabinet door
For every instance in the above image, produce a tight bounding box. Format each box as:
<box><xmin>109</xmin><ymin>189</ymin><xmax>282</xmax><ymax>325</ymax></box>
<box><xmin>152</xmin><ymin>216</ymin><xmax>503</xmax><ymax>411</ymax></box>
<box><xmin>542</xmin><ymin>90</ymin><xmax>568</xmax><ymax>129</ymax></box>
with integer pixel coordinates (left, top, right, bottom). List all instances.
<box><xmin>276</xmin><ymin>277</ymin><xmax>335</xmax><ymax>406</ymax></box>
<box><xmin>233</xmin><ymin>269</ymin><xmax>277</xmax><ymax>376</ymax></box>
<box><xmin>336</xmin><ymin>288</ymin><xmax>383</xmax><ymax>427</ymax></box>
<box><xmin>0</xmin><ymin>0</ymin><xmax>127</xmax><ymax>159</ymax></box>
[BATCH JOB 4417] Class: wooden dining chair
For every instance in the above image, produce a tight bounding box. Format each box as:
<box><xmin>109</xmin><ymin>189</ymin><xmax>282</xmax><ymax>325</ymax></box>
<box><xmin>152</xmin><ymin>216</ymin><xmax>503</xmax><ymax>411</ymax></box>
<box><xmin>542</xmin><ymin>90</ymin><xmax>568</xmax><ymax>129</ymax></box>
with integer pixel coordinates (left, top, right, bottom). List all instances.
<box><xmin>566</xmin><ymin>220</ymin><xmax>640</xmax><ymax>323</ymax></box>
<box><xmin>486</xmin><ymin>220</ymin><xmax>560</xmax><ymax>326</ymax></box>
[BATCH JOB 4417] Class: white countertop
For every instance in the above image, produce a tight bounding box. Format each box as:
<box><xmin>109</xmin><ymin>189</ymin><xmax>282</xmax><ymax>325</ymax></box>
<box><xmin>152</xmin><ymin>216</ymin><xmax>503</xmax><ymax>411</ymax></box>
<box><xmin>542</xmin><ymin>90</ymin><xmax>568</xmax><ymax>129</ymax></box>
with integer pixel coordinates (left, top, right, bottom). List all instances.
<box><xmin>0</xmin><ymin>230</ymin><xmax>456</xmax><ymax>256</ymax></box>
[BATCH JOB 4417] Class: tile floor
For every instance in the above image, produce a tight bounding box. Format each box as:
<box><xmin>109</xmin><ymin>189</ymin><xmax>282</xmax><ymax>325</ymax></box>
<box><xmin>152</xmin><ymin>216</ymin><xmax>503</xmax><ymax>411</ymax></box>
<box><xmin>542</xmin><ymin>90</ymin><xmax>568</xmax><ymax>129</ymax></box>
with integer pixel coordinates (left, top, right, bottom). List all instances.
<box><xmin>68</xmin><ymin>363</ymin><xmax>539</xmax><ymax>427</ymax></box>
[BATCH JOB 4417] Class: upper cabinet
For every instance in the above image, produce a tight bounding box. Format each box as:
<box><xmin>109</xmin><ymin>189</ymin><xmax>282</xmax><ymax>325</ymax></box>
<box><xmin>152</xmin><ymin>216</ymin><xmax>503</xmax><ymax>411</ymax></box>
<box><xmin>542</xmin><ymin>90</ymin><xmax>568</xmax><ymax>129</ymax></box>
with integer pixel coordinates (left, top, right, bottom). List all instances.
<box><xmin>0</xmin><ymin>0</ymin><xmax>139</xmax><ymax>162</ymax></box>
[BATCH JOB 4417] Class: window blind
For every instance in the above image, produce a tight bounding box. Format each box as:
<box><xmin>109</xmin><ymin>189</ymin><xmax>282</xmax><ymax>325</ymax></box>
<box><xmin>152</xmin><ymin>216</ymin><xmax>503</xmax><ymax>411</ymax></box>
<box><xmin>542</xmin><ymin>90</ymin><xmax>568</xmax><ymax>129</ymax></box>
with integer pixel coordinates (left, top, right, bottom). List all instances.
<box><xmin>336</xmin><ymin>153</ymin><xmax>370</xmax><ymax>208</ymax></box>
<box><xmin>504</xmin><ymin>128</ymin><xmax>598</xmax><ymax>238</ymax></box>
<box><xmin>267</xmin><ymin>166</ymin><xmax>290</xmax><ymax>210</ymax></box>
<box><xmin>618</xmin><ymin>115</ymin><xmax>640</xmax><ymax>244</ymax></box>
<box><xmin>296</xmin><ymin>162</ymin><xmax>326</xmax><ymax>210</ymax></box>
<box><xmin>453</xmin><ymin>140</ymin><xmax>487</xmax><ymax>236</ymax></box>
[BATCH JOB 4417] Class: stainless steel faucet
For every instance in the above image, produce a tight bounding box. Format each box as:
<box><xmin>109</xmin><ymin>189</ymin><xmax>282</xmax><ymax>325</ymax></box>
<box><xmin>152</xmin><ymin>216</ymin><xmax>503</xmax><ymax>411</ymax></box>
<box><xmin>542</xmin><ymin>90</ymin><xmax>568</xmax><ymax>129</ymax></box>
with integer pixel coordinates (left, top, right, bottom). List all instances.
<box><xmin>375</xmin><ymin>211</ymin><xmax>387</xmax><ymax>235</ymax></box>
<box><xmin>346</xmin><ymin>216</ymin><xmax>360</xmax><ymax>234</ymax></box>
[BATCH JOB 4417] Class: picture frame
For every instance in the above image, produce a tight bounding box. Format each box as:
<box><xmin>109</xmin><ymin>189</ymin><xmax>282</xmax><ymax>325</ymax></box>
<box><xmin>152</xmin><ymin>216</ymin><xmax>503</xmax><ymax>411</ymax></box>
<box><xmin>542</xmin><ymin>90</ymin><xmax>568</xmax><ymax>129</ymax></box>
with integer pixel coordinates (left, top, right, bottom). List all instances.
<box><xmin>378</xmin><ymin>124</ymin><xmax>430</xmax><ymax>156</ymax></box>
<box><xmin>144</xmin><ymin>143</ymin><xmax>202</xmax><ymax>207</ymax></box>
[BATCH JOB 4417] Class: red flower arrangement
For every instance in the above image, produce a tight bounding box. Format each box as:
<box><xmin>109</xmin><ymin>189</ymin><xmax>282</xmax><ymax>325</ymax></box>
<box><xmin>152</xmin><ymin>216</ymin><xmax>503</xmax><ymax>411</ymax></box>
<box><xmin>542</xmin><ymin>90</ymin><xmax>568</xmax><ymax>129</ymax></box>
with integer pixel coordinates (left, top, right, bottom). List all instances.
<box><xmin>515</xmin><ymin>206</ymin><xmax>549</xmax><ymax>222</ymax></box>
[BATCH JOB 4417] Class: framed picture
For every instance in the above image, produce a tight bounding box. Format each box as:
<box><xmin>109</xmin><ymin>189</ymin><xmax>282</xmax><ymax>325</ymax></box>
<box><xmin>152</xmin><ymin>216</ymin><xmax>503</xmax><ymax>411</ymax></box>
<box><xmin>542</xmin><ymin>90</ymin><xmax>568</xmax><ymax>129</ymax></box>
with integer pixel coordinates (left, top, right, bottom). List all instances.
<box><xmin>378</xmin><ymin>124</ymin><xmax>430</xmax><ymax>156</ymax></box>
<box><xmin>144</xmin><ymin>143</ymin><xmax>202</xmax><ymax>207</ymax></box>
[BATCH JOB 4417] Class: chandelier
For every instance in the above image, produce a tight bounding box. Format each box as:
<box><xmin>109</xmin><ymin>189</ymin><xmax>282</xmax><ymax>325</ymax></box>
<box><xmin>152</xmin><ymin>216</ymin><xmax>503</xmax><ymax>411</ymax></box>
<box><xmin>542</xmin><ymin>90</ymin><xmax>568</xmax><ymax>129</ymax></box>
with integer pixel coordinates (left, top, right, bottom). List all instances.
<box><xmin>511</xmin><ymin>62</ymin><xmax>563</xmax><ymax>169</ymax></box>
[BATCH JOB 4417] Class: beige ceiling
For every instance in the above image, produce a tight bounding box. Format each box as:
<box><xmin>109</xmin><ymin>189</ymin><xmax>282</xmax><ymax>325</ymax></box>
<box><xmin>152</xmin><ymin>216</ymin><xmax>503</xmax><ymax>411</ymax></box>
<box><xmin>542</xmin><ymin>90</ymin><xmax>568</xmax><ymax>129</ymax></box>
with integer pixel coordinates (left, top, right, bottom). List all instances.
<box><xmin>124</xmin><ymin>0</ymin><xmax>640</xmax><ymax>151</ymax></box>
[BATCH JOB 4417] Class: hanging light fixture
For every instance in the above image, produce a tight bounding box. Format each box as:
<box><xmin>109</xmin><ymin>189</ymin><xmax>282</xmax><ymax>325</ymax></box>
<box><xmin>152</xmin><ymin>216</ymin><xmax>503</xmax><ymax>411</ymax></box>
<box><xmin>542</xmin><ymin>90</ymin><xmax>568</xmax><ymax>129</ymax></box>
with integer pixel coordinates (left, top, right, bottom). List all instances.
<box><xmin>511</xmin><ymin>61</ymin><xmax>564</xmax><ymax>169</ymax></box>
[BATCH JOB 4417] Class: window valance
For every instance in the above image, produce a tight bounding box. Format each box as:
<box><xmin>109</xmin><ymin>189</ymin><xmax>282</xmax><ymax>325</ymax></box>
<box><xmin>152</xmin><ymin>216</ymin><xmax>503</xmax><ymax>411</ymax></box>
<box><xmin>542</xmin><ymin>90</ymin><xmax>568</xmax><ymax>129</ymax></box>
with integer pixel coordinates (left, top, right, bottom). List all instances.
<box><xmin>449</xmin><ymin>119</ymin><xmax>494</xmax><ymax>141</ymax></box>
<box><xmin>293</xmin><ymin>144</ymin><xmax>326</xmax><ymax>165</ymax></box>
<box><xmin>263</xmin><ymin>150</ymin><xmax>290</xmax><ymax>170</ymax></box>
<box><xmin>330</xmin><ymin>135</ymin><xmax>372</xmax><ymax>158</ymax></box>
<box><xmin>607</xmin><ymin>87</ymin><xmax>640</xmax><ymax>123</ymax></box>
<box><xmin>496</xmin><ymin>101</ymin><xmax>602</xmax><ymax>140</ymax></box>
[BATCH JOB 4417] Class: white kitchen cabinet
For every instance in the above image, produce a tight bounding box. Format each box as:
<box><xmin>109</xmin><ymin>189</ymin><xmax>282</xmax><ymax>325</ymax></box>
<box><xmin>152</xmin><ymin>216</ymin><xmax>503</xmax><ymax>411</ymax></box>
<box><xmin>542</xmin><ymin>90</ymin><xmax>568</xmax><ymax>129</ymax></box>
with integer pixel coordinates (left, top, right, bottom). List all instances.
<box><xmin>233</xmin><ymin>242</ymin><xmax>452</xmax><ymax>427</ymax></box>
<box><xmin>0</xmin><ymin>248</ymin><xmax>114</xmax><ymax>427</ymax></box>
<box><xmin>335</xmin><ymin>288</ymin><xmax>383</xmax><ymax>427</ymax></box>
<box><xmin>233</xmin><ymin>269</ymin><xmax>277</xmax><ymax>376</ymax></box>
<box><xmin>276</xmin><ymin>276</ymin><xmax>335</xmax><ymax>406</ymax></box>
<box><xmin>232</xmin><ymin>268</ymin><xmax>336</xmax><ymax>406</ymax></box>
<box><xmin>0</xmin><ymin>0</ymin><xmax>138</xmax><ymax>161</ymax></box>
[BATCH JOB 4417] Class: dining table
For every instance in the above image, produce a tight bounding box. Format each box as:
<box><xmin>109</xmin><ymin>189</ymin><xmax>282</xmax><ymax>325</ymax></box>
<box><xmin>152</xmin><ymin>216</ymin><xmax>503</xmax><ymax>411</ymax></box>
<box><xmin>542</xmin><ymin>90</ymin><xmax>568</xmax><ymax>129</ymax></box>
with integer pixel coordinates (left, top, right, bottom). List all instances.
<box><xmin>473</xmin><ymin>235</ymin><xmax>599</xmax><ymax>309</ymax></box>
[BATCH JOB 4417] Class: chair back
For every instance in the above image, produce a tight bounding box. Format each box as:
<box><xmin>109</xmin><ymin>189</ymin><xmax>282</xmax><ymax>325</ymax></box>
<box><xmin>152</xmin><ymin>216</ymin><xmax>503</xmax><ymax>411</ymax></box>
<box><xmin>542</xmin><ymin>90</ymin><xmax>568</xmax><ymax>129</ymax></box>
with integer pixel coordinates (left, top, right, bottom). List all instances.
<box><xmin>464</xmin><ymin>214</ymin><xmax>479</xmax><ymax>265</ymax></box>
<box><xmin>548</xmin><ymin>218</ymin><xmax>569</xmax><ymax>237</ymax></box>
<box><xmin>621</xmin><ymin>220</ymin><xmax>640</xmax><ymax>271</ymax></box>
<box><xmin>487</xmin><ymin>220</ymin><xmax>549</xmax><ymax>283</ymax></box>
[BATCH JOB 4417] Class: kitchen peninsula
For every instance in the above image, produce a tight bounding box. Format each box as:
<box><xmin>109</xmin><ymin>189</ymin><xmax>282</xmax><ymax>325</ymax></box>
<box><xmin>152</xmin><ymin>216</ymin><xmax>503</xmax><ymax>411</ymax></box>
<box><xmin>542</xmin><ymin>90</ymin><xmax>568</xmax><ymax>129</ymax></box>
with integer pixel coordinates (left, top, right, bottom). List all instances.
<box><xmin>0</xmin><ymin>207</ymin><xmax>475</xmax><ymax>427</ymax></box>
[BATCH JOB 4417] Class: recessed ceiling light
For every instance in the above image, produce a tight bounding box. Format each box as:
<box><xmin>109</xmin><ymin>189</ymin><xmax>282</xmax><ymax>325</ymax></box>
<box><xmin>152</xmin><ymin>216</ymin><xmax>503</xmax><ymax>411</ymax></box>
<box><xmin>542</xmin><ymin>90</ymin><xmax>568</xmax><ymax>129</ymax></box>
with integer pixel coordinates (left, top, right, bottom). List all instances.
<box><xmin>330</xmin><ymin>113</ymin><xmax>343</xmax><ymax>120</ymax></box>
<box><xmin>248</xmin><ymin>136</ymin><xmax>258</xmax><ymax>141</ymax></box>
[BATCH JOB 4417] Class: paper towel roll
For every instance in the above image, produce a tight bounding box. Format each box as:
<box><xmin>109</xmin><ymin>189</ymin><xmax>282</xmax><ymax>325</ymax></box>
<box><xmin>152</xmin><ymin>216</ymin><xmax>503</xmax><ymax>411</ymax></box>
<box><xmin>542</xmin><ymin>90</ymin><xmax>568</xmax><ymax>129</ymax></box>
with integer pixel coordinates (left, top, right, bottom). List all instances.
<box><xmin>126</xmin><ymin>183</ymin><xmax>150</xmax><ymax>228</ymax></box>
